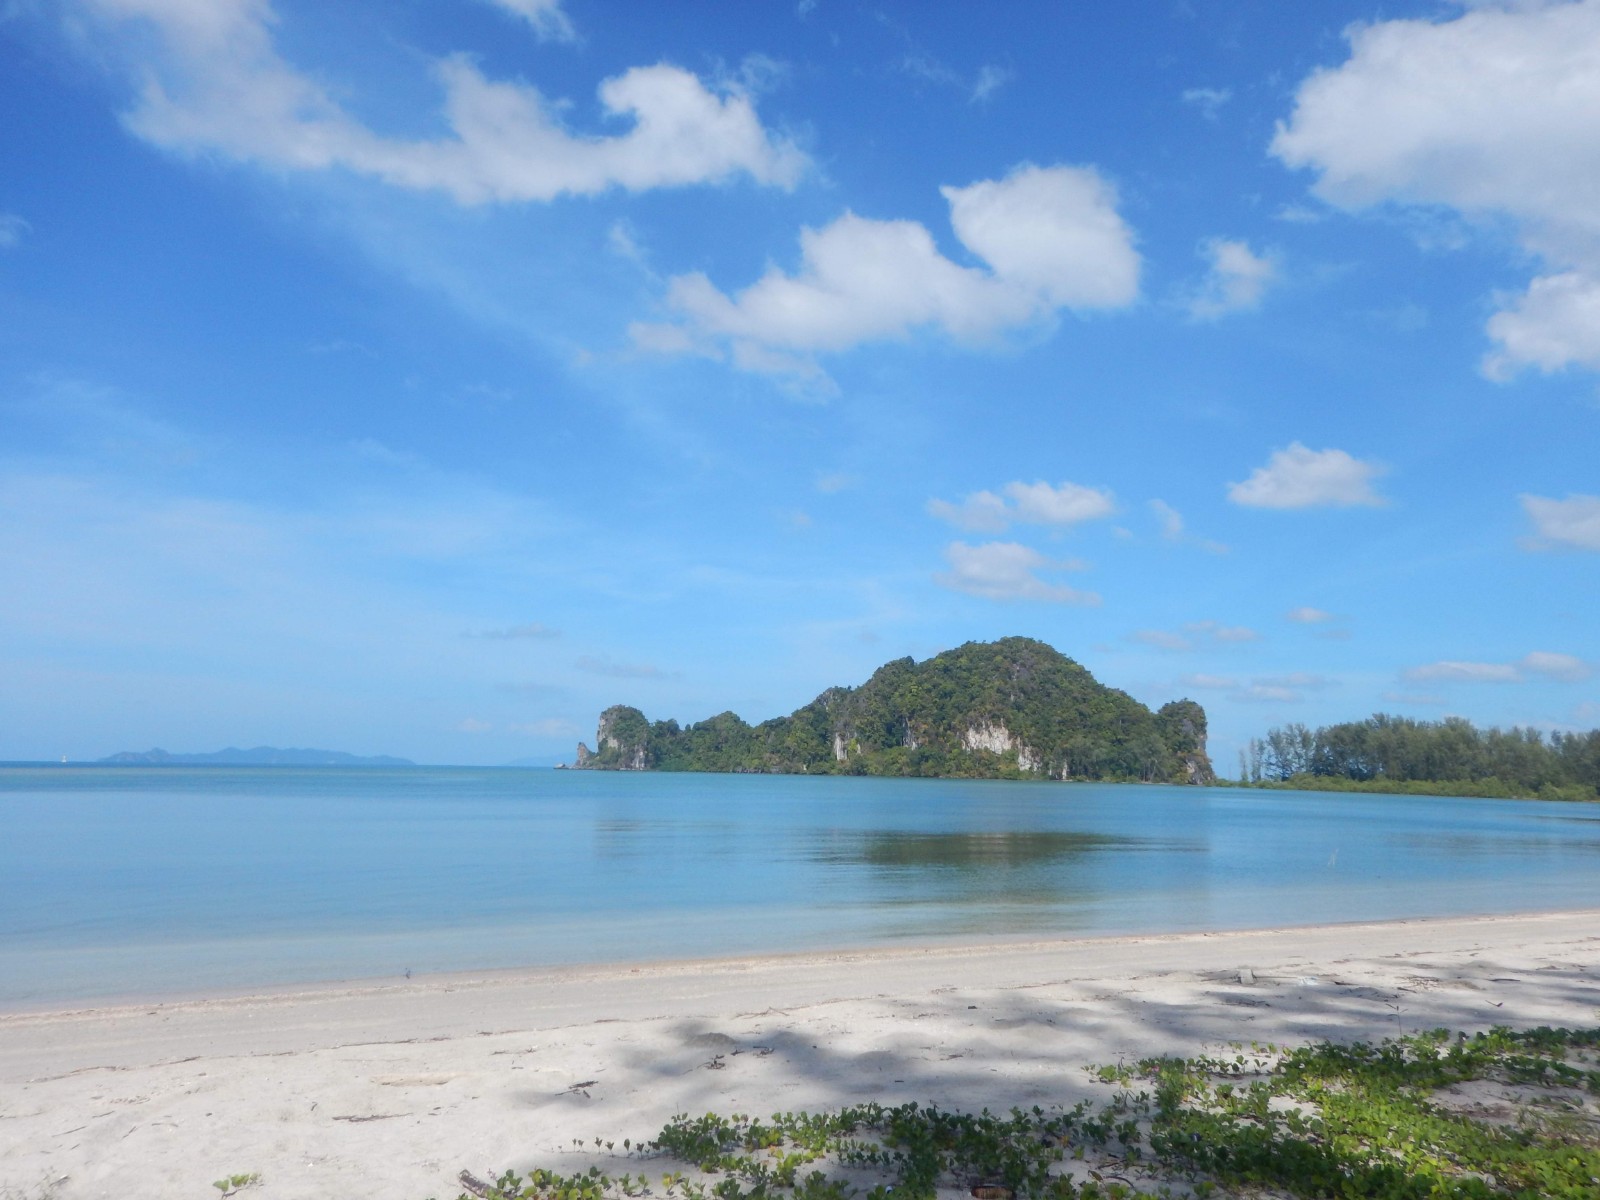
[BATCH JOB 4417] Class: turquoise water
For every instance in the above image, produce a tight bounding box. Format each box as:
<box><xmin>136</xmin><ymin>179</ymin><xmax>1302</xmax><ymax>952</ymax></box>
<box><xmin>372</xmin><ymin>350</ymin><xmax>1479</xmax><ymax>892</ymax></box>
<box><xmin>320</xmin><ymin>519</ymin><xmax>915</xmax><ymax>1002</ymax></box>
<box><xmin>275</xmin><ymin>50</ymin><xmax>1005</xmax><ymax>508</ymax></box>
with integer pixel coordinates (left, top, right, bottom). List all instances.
<box><xmin>2</xmin><ymin>766</ymin><xmax>1598</xmax><ymax>1008</ymax></box>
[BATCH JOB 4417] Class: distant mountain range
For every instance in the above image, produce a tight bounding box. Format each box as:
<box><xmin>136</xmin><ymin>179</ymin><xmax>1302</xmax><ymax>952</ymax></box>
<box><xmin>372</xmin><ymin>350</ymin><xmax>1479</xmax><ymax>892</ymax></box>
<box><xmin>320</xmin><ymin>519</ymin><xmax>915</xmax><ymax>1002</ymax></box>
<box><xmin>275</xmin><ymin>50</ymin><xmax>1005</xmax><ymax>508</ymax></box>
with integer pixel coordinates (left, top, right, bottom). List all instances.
<box><xmin>99</xmin><ymin>746</ymin><xmax>415</xmax><ymax>766</ymax></box>
<box><xmin>573</xmin><ymin>636</ymin><xmax>1213</xmax><ymax>784</ymax></box>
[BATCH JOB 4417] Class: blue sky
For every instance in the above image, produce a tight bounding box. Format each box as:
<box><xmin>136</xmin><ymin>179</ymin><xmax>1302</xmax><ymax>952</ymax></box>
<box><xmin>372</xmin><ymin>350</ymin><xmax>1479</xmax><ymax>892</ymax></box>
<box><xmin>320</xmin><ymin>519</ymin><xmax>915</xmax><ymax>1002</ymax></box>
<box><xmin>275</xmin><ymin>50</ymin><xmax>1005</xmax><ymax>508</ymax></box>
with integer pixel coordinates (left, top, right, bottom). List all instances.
<box><xmin>2</xmin><ymin>0</ymin><xmax>1598</xmax><ymax>768</ymax></box>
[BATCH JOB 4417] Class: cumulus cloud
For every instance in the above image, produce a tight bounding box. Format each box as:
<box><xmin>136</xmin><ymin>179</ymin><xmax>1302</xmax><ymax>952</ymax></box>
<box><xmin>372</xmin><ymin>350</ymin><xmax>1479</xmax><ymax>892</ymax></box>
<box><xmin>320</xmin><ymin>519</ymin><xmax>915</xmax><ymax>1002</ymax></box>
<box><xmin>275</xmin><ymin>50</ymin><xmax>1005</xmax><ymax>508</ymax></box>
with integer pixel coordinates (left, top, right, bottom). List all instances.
<box><xmin>1520</xmin><ymin>492</ymin><xmax>1600</xmax><ymax>551</ymax></box>
<box><xmin>934</xmin><ymin>541</ymin><xmax>1098</xmax><ymax>604</ymax></box>
<box><xmin>1271</xmin><ymin>0</ymin><xmax>1600</xmax><ymax>378</ymax></box>
<box><xmin>634</xmin><ymin>163</ymin><xmax>1139</xmax><ymax>375</ymax></box>
<box><xmin>1227</xmin><ymin>443</ymin><xmax>1386</xmax><ymax>509</ymax></box>
<box><xmin>1185</xmin><ymin>238</ymin><xmax>1276</xmax><ymax>320</ymax></box>
<box><xmin>0</xmin><ymin>213</ymin><xmax>29</xmax><ymax>249</ymax></box>
<box><xmin>928</xmin><ymin>480</ymin><xmax>1115</xmax><ymax>533</ymax></box>
<box><xmin>481</xmin><ymin>0</ymin><xmax>575</xmax><ymax>42</ymax></box>
<box><xmin>1404</xmin><ymin>652</ymin><xmax>1592</xmax><ymax>684</ymax></box>
<box><xmin>78</xmin><ymin>0</ymin><xmax>805</xmax><ymax>204</ymax></box>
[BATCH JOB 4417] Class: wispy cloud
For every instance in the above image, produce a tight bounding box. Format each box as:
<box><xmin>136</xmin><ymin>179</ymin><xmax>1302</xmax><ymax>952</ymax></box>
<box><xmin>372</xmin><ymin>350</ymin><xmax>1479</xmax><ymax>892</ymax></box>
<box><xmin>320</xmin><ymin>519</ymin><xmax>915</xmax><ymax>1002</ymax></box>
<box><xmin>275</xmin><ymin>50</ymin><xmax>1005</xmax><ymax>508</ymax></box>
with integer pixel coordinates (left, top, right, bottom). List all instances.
<box><xmin>575</xmin><ymin>655</ymin><xmax>678</xmax><ymax>679</ymax></box>
<box><xmin>934</xmin><ymin>541</ymin><xmax>1098</xmax><ymax>604</ymax></box>
<box><xmin>78</xmin><ymin>0</ymin><xmax>805</xmax><ymax>204</ymax></box>
<box><xmin>1180</xmin><ymin>86</ymin><xmax>1231</xmax><ymax>120</ymax></box>
<box><xmin>1133</xmin><ymin>621</ymin><xmax>1260</xmax><ymax>653</ymax></box>
<box><xmin>473</xmin><ymin>622</ymin><xmax>560</xmax><ymax>640</ymax></box>
<box><xmin>0</xmin><ymin>212</ymin><xmax>29</xmax><ymax>249</ymax></box>
<box><xmin>480</xmin><ymin>0</ymin><xmax>576</xmax><ymax>42</ymax></box>
<box><xmin>1403</xmin><ymin>652</ymin><xmax>1592</xmax><ymax>684</ymax></box>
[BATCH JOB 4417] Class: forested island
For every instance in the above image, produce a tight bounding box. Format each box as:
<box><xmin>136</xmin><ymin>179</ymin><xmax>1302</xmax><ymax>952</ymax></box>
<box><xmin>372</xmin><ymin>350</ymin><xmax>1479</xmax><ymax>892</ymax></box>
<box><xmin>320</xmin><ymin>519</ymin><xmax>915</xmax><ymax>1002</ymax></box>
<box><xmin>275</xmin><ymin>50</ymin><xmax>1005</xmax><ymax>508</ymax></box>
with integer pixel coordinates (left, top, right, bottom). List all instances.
<box><xmin>1240</xmin><ymin>715</ymin><xmax>1600</xmax><ymax>801</ymax></box>
<box><xmin>571</xmin><ymin>637</ymin><xmax>1213</xmax><ymax>783</ymax></box>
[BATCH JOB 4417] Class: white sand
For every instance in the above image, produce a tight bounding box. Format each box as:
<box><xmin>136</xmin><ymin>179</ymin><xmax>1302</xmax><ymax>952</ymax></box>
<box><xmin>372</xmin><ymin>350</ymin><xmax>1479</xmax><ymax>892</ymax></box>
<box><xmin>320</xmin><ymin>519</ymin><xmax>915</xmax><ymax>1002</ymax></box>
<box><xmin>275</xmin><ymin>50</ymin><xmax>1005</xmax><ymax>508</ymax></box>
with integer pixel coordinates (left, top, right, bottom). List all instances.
<box><xmin>3</xmin><ymin>910</ymin><xmax>1598</xmax><ymax>1200</ymax></box>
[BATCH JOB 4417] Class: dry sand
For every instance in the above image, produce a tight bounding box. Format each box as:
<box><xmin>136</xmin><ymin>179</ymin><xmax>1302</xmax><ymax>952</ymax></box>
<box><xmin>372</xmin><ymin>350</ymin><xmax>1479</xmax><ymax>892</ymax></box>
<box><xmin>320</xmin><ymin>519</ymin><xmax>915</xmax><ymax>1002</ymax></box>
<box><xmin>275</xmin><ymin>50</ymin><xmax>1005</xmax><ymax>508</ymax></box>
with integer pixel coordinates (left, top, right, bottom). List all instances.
<box><xmin>2</xmin><ymin>910</ymin><xmax>1598</xmax><ymax>1200</ymax></box>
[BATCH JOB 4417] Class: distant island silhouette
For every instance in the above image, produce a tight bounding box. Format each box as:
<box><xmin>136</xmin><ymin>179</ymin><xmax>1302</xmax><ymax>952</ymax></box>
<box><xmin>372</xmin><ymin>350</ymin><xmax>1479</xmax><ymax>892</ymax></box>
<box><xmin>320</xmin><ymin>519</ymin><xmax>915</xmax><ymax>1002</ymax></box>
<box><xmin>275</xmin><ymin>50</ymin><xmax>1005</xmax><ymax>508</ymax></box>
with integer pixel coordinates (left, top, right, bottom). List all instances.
<box><xmin>99</xmin><ymin>747</ymin><xmax>415</xmax><ymax>767</ymax></box>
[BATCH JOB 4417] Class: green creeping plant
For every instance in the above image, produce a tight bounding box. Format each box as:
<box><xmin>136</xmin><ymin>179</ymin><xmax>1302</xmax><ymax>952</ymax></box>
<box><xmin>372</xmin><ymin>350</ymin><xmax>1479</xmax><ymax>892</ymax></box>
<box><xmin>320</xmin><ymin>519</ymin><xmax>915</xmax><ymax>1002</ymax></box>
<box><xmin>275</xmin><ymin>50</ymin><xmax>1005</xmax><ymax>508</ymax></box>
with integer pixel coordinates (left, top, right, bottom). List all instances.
<box><xmin>448</xmin><ymin>1026</ymin><xmax>1600</xmax><ymax>1200</ymax></box>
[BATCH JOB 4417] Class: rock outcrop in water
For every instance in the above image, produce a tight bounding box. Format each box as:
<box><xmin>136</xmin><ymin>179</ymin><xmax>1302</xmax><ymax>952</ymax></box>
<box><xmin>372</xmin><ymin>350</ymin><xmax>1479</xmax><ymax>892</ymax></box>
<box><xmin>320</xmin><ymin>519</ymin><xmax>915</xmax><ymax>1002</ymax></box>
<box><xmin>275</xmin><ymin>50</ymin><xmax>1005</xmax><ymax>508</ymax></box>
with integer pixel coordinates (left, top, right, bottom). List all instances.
<box><xmin>573</xmin><ymin>637</ymin><xmax>1213</xmax><ymax>783</ymax></box>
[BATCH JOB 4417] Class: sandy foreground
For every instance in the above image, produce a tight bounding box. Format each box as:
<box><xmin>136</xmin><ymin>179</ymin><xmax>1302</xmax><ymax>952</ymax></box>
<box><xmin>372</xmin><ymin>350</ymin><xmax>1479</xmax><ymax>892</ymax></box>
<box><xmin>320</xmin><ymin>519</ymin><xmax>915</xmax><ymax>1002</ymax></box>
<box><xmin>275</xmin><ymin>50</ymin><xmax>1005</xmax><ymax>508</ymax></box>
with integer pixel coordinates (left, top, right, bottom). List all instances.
<box><xmin>2</xmin><ymin>911</ymin><xmax>1598</xmax><ymax>1200</ymax></box>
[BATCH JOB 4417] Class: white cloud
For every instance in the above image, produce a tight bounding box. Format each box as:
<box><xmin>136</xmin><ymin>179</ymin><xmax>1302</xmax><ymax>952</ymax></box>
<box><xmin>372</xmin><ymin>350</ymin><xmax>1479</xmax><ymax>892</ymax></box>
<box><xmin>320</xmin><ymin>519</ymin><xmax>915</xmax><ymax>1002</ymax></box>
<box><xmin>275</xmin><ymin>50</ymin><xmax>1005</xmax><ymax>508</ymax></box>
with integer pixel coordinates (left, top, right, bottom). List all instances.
<box><xmin>475</xmin><ymin>622</ymin><xmax>560</xmax><ymax>640</ymax></box>
<box><xmin>1520</xmin><ymin>492</ymin><xmax>1600</xmax><ymax>551</ymax></box>
<box><xmin>1149</xmin><ymin>499</ymin><xmax>1184</xmax><ymax>540</ymax></box>
<box><xmin>1132</xmin><ymin>629</ymin><xmax>1193</xmax><ymax>651</ymax></box>
<box><xmin>1187</xmin><ymin>620</ymin><xmax>1260</xmax><ymax>644</ymax></box>
<box><xmin>1182</xmin><ymin>671</ymin><xmax>1332</xmax><ymax>703</ymax></box>
<box><xmin>1520</xmin><ymin>651</ymin><xmax>1594</xmax><ymax>681</ymax></box>
<box><xmin>1271</xmin><ymin>0</ymin><xmax>1600</xmax><ymax>377</ymax></box>
<box><xmin>1147</xmin><ymin>498</ymin><xmax>1228</xmax><ymax>553</ymax></box>
<box><xmin>970</xmin><ymin>65</ymin><xmax>1014</xmax><ymax>104</ymax></box>
<box><xmin>1286</xmin><ymin>606</ymin><xmax>1334</xmax><ymax>623</ymax></box>
<box><xmin>636</xmin><ymin>163</ymin><xmax>1139</xmax><ymax>374</ymax></box>
<box><xmin>927</xmin><ymin>490</ymin><xmax>1010</xmax><ymax>533</ymax></box>
<box><xmin>1185</xmin><ymin>238</ymin><xmax>1276</xmax><ymax>320</ymax></box>
<box><xmin>928</xmin><ymin>480</ymin><xmax>1115</xmax><ymax>533</ymax></box>
<box><xmin>80</xmin><ymin>0</ymin><xmax>805</xmax><ymax>204</ymax></box>
<box><xmin>574</xmin><ymin>655</ymin><xmax>677</xmax><ymax>679</ymax></box>
<box><xmin>481</xmin><ymin>0</ymin><xmax>575</xmax><ymax>42</ymax></box>
<box><xmin>1181</xmin><ymin>86</ymin><xmax>1231</xmax><ymax>120</ymax></box>
<box><xmin>934</xmin><ymin>541</ymin><xmax>1098</xmax><ymax>604</ymax></box>
<box><xmin>1005</xmin><ymin>480</ymin><xmax>1117</xmax><ymax>525</ymax></box>
<box><xmin>1404</xmin><ymin>661</ymin><xmax>1523</xmax><ymax>684</ymax></box>
<box><xmin>1232</xmin><ymin>684</ymin><xmax>1301</xmax><ymax>704</ymax></box>
<box><xmin>1179</xmin><ymin>673</ymin><xmax>1239</xmax><ymax>689</ymax></box>
<box><xmin>1405</xmin><ymin>650</ymin><xmax>1592</xmax><ymax>684</ymax></box>
<box><xmin>1227</xmin><ymin>443</ymin><xmax>1386</xmax><ymax>509</ymax></box>
<box><xmin>1133</xmin><ymin>621</ymin><xmax>1260</xmax><ymax>653</ymax></box>
<box><xmin>0</xmin><ymin>213</ymin><xmax>28</xmax><ymax>249</ymax></box>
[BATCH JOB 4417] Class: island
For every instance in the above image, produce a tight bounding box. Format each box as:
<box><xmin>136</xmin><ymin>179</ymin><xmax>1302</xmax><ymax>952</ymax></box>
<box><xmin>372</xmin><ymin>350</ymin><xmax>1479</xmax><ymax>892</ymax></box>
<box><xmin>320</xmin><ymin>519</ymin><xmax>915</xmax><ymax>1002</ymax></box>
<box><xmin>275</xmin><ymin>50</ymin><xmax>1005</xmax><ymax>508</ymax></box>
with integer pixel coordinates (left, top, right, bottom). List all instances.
<box><xmin>99</xmin><ymin>746</ymin><xmax>416</xmax><ymax>766</ymax></box>
<box><xmin>571</xmin><ymin>637</ymin><xmax>1213</xmax><ymax>783</ymax></box>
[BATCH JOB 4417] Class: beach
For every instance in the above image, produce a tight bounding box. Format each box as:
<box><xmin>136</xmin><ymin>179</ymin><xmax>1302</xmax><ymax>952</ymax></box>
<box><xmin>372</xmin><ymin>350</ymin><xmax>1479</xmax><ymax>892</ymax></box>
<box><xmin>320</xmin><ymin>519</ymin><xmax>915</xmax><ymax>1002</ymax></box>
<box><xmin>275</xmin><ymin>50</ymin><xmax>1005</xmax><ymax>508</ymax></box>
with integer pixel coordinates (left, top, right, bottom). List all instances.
<box><xmin>2</xmin><ymin>909</ymin><xmax>1597</xmax><ymax>1199</ymax></box>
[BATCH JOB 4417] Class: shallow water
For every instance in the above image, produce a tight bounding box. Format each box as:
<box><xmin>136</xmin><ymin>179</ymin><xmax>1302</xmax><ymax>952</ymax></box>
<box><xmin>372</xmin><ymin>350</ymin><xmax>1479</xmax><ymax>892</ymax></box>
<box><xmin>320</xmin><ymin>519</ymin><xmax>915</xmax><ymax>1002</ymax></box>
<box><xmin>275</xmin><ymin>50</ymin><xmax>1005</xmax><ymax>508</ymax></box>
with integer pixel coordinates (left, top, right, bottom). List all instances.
<box><xmin>2</xmin><ymin>766</ymin><xmax>1597</xmax><ymax>1006</ymax></box>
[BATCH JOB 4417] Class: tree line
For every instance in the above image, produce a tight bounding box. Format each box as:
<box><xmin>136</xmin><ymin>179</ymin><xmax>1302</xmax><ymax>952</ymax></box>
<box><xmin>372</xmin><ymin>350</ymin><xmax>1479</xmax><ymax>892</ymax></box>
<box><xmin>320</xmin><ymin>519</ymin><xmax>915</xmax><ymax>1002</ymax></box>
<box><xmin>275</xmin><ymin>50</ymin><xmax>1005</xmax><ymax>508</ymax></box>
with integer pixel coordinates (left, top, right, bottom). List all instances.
<box><xmin>1239</xmin><ymin>713</ymin><xmax>1600</xmax><ymax>801</ymax></box>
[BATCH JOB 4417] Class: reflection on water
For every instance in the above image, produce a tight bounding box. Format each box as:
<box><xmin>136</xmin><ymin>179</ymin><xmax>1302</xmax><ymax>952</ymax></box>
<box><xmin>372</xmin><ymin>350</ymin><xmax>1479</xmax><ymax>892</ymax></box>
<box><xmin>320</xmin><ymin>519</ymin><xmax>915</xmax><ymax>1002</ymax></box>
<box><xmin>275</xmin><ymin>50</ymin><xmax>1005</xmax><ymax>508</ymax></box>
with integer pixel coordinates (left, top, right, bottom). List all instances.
<box><xmin>3</xmin><ymin>767</ymin><xmax>1599</xmax><ymax>1005</ymax></box>
<box><xmin>815</xmin><ymin>829</ymin><xmax>1151</xmax><ymax>868</ymax></box>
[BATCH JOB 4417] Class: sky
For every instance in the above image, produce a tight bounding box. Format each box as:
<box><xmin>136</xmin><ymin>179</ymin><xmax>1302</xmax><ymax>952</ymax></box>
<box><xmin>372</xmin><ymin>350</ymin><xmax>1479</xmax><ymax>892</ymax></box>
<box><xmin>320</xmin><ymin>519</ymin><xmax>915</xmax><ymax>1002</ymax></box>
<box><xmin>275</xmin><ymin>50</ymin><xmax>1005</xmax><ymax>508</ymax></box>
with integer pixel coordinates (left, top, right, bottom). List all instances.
<box><xmin>2</xmin><ymin>0</ymin><xmax>1598</xmax><ymax>769</ymax></box>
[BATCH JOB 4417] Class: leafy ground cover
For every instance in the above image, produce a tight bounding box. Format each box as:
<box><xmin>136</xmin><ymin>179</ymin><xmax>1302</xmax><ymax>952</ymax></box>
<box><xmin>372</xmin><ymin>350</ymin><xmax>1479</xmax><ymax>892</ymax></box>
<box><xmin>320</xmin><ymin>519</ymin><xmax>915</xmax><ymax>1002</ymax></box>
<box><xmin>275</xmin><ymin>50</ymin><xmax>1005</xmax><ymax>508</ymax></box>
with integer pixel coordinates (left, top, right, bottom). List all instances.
<box><xmin>444</xmin><ymin>1027</ymin><xmax>1600</xmax><ymax>1200</ymax></box>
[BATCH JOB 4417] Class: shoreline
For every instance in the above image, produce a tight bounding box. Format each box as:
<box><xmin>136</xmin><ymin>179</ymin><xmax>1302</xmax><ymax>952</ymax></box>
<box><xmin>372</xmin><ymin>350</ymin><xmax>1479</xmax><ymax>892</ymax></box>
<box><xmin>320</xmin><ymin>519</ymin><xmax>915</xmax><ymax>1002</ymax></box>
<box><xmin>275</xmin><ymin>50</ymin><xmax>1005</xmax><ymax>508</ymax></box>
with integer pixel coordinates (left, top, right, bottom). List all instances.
<box><xmin>0</xmin><ymin>908</ymin><xmax>1593</xmax><ymax>1017</ymax></box>
<box><xmin>3</xmin><ymin>903</ymin><xmax>1595</xmax><ymax>1020</ymax></box>
<box><xmin>4</xmin><ymin>909</ymin><xmax>1599</xmax><ymax>1198</ymax></box>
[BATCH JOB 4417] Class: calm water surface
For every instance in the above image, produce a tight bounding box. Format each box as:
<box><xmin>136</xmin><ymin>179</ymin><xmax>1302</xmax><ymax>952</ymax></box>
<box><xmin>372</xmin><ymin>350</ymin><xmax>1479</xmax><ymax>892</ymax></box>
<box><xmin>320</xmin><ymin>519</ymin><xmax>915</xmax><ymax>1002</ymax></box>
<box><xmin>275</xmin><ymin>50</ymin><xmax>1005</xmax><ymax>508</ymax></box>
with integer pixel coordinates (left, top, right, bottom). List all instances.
<box><xmin>3</xmin><ymin>766</ymin><xmax>1598</xmax><ymax>1007</ymax></box>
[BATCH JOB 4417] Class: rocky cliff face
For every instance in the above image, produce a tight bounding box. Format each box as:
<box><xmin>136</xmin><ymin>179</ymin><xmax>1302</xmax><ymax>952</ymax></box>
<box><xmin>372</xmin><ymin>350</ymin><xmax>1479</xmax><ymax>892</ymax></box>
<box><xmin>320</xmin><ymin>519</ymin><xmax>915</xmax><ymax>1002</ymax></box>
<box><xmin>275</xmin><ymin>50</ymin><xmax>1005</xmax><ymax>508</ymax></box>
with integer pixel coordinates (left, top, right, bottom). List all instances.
<box><xmin>571</xmin><ymin>637</ymin><xmax>1214</xmax><ymax>784</ymax></box>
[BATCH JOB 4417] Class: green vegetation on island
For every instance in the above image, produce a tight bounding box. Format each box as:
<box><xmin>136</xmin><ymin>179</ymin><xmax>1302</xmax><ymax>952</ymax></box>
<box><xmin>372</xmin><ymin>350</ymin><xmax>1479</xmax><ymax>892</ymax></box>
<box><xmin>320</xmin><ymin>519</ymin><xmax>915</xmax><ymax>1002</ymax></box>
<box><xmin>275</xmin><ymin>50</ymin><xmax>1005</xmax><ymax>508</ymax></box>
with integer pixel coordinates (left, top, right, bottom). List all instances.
<box><xmin>451</xmin><ymin>1025</ymin><xmax>1600</xmax><ymax>1200</ymax></box>
<box><xmin>572</xmin><ymin>638</ymin><xmax>1212</xmax><ymax>784</ymax></box>
<box><xmin>1239</xmin><ymin>714</ymin><xmax>1600</xmax><ymax>802</ymax></box>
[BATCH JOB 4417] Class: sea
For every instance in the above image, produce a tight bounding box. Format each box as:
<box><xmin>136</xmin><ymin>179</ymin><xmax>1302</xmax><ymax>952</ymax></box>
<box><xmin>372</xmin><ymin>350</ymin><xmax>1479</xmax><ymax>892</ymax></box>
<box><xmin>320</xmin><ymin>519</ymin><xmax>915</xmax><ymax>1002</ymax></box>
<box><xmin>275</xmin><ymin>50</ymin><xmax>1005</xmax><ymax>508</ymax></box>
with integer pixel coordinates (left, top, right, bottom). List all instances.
<box><xmin>3</xmin><ymin>765</ymin><xmax>1598</xmax><ymax>1009</ymax></box>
